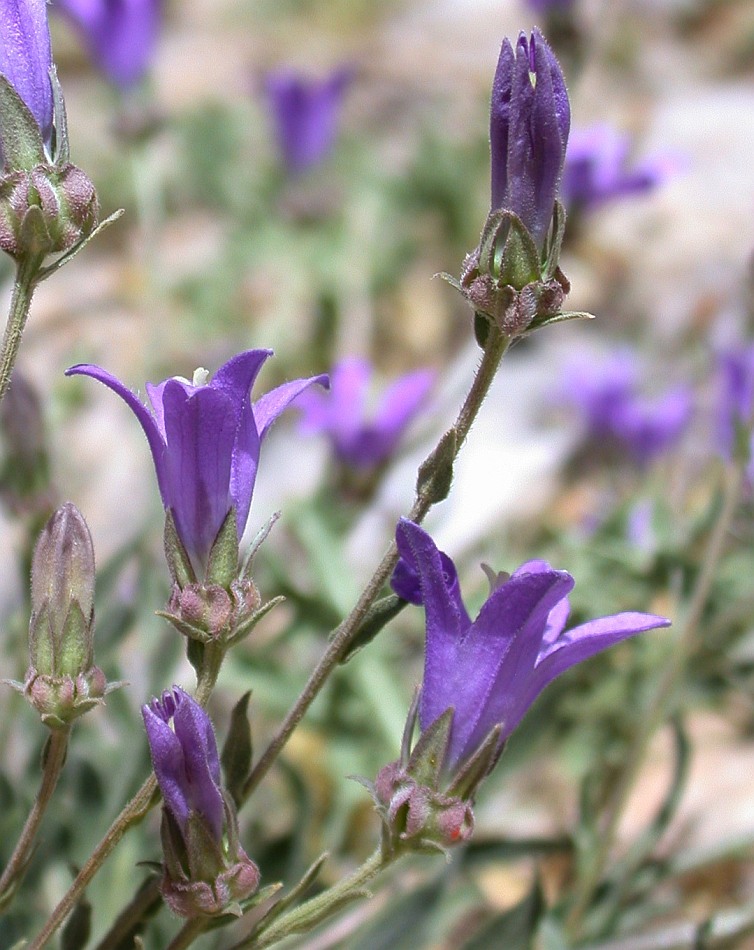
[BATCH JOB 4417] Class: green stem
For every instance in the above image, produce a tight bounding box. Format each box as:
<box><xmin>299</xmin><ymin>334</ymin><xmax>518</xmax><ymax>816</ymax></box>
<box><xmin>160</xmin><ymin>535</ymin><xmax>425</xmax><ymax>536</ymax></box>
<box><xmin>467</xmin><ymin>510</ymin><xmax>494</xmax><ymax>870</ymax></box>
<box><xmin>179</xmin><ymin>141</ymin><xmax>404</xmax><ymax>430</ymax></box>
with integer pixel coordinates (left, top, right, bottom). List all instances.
<box><xmin>241</xmin><ymin>328</ymin><xmax>508</xmax><ymax>801</ymax></box>
<box><xmin>233</xmin><ymin>848</ymin><xmax>388</xmax><ymax>950</ymax></box>
<box><xmin>165</xmin><ymin>915</ymin><xmax>208</xmax><ymax>950</ymax></box>
<box><xmin>0</xmin><ymin>726</ymin><xmax>70</xmax><ymax>909</ymax></box>
<box><xmin>29</xmin><ymin>644</ymin><xmax>227</xmax><ymax>948</ymax></box>
<box><xmin>0</xmin><ymin>258</ymin><xmax>43</xmax><ymax>405</ymax></box>
<box><xmin>565</xmin><ymin>458</ymin><xmax>748</xmax><ymax>940</ymax></box>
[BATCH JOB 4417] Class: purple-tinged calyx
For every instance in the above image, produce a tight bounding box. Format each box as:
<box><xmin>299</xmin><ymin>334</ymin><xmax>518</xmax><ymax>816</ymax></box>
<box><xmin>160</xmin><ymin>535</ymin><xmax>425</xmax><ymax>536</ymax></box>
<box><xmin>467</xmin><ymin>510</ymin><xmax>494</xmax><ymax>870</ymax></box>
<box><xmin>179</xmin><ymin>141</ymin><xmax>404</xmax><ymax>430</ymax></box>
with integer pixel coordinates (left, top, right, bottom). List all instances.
<box><xmin>66</xmin><ymin>350</ymin><xmax>328</xmax><ymax>580</ymax></box>
<box><xmin>297</xmin><ymin>357</ymin><xmax>434</xmax><ymax>471</ymax></box>
<box><xmin>391</xmin><ymin>519</ymin><xmax>669</xmax><ymax>775</ymax></box>
<box><xmin>53</xmin><ymin>0</ymin><xmax>163</xmax><ymax>90</ymax></box>
<box><xmin>262</xmin><ymin>66</ymin><xmax>353</xmax><ymax>175</ymax></box>
<box><xmin>142</xmin><ymin>687</ymin><xmax>259</xmax><ymax>918</ymax></box>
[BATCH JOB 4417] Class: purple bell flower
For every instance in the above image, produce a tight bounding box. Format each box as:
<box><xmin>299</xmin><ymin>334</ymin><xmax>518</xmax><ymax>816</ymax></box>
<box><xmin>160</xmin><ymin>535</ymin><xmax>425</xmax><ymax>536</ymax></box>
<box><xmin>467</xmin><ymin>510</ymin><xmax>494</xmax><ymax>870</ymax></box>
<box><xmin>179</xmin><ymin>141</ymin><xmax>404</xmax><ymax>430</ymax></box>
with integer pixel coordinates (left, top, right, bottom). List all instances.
<box><xmin>562</xmin><ymin>124</ymin><xmax>677</xmax><ymax>213</ymax></box>
<box><xmin>143</xmin><ymin>687</ymin><xmax>260</xmax><ymax>917</ymax></box>
<box><xmin>262</xmin><ymin>66</ymin><xmax>353</xmax><ymax>175</ymax></box>
<box><xmin>297</xmin><ymin>358</ymin><xmax>434</xmax><ymax>471</ymax></box>
<box><xmin>53</xmin><ymin>0</ymin><xmax>163</xmax><ymax>89</ymax></box>
<box><xmin>490</xmin><ymin>29</ymin><xmax>570</xmax><ymax>250</ymax></box>
<box><xmin>391</xmin><ymin>519</ymin><xmax>669</xmax><ymax>772</ymax></box>
<box><xmin>66</xmin><ymin>350</ymin><xmax>327</xmax><ymax>574</ymax></box>
<box><xmin>0</xmin><ymin>0</ymin><xmax>54</xmax><ymax>150</ymax></box>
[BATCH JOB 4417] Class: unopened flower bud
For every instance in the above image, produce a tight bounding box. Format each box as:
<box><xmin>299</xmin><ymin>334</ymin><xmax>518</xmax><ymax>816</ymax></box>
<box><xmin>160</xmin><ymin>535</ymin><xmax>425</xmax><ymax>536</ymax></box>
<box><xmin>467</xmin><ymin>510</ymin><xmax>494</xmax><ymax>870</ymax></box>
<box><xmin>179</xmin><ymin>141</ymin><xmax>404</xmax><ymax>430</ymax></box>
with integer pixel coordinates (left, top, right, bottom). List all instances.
<box><xmin>0</xmin><ymin>162</ymin><xmax>99</xmax><ymax>260</ymax></box>
<box><xmin>12</xmin><ymin>503</ymin><xmax>116</xmax><ymax>727</ymax></box>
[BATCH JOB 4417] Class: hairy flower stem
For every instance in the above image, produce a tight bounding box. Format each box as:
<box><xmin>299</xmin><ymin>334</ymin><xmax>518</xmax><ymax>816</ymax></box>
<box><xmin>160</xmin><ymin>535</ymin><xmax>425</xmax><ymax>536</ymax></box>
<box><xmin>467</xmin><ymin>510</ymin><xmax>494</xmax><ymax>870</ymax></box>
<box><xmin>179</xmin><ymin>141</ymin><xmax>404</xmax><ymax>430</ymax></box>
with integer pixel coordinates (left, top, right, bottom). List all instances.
<box><xmin>29</xmin><ymin>644</ymin><xmax>226</xmax><ymax>949</ymax></box>
<box><xmin>0</xmin><ymin>258</ymin><xmax>43</xmax><ymax>405</ymax></box>
<box><xmin>0</xmin><ymin>726</ymin><xmax>70</xmax><ymax>909</ymax></box>
<box><xmin>234</xmin><ymin>848</ymin><xmax>390</xmax><ymax>950</ymax></box>
<box><xmin>242</xmin><ymin>328</ymin><xmax>509</xmax><ymax>802</ymax></box>
<box><xmin>565</xmin><ymin>458</ymin><xmax>748</xmax><ymax>940</ymax></box>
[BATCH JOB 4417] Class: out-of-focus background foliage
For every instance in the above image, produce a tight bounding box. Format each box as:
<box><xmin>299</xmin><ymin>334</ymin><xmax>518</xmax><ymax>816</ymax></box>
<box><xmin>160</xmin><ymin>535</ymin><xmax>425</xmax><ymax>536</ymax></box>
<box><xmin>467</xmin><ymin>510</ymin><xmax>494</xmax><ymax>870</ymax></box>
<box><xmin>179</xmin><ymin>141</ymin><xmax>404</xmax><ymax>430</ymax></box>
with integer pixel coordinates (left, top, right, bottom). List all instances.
<box><xmin>1</xmin><ymin>0</ymin><xmax>754</xmax><ymax>946</ymax></box>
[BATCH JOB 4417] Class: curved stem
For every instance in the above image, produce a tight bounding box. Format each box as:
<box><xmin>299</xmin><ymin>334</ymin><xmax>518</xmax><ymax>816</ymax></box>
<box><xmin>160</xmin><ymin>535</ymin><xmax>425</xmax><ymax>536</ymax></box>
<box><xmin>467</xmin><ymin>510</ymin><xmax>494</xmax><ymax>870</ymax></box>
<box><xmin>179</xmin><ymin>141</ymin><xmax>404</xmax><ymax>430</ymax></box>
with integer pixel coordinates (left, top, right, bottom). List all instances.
<box><xmin>30</xmin><ymin>643</ymin><xmax>227</xmax><ymax>948</ymax></box>
<box><xmin>242</xmin><ymin>329</ymin><xmax>508</xmax><ymax>801</ymax></box>
<box><xmin>0</xmin><ymin>726</ymin><xmax>70</xmax><ymax>908</ymax></box>
<box><xmin>565</xmin><ymin>458</ymin><xmax>748</xmax><ymax>939</ymax></box>
<box><xmin>0</xmin><ymin>258</ymin><xmax>43</xmax><ymax>405</ymax></box>
<box><xmin>232</xmin><ymin>849</ymin><xmax>388</xmax><ymax>950</ymax></box>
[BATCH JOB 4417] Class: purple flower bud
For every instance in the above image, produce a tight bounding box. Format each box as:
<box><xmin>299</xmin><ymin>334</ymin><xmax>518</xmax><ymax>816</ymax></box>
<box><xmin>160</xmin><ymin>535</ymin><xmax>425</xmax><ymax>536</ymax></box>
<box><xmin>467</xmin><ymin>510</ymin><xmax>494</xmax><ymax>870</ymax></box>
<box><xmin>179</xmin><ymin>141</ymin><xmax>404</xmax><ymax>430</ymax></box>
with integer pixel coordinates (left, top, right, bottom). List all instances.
<box><xmin>66</xmin><ymin>351</ymin><xmax>328</xmax><ymax>577</ymax></box>
<box><xmin>297</xmin><ymin>358</ymin><xmax>434</xmax><ymax>471</ymax></box>
<box><xmin>143</xmin><ymin>687</ymin><xmax>225</xmax><ymax>840</ymax></box>
<box><xmin>262</xmin><ymin>66</ymin><xmax>353</xmax><ymax>175</ymax></box>
<box><xmin>53</xmin><ymin>0</ymin><xmax>163</xmax><ymax>89</ymax></box>
<box><xmin>0</xmin><ymin>0</ymin><xmax>54</xmax><ymax>150</ymax></box>
<box><xmin>143</xmin><ymin>687</ymin><xmax>260</xmax><ymax>917</ymax></box>
<box><xmin>490</xmin><ymin>29</ymin><xmax>570</xmax><ymax>250</ymax></box>
<box><xmin>562</xmin><ymin>123</ymin><xmax>679</xmax><ymax>213</ymax></box>
<box><xmin>715</xmin><ymin>344</ymin><xmax>754</xmax><ymax>464</ymax></box>
<box><xmin>391</xmin><ymin>519</ymin><xmax>669</xmax><ymax>772</ymax></box>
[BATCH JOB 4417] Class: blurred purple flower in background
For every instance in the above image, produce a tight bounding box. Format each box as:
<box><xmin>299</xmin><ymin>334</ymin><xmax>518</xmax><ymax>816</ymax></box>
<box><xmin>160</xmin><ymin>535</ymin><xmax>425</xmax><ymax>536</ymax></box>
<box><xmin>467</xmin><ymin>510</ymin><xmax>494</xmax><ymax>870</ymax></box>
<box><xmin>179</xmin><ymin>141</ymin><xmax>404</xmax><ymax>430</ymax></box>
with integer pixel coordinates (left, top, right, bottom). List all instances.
<box><xmin>0</xmin><ymin>0</ymin><xmax>54</xmax><ymax>151</ymax></box>
<box><xmin>560</xmin><ymin>349</ymin><xmax>692</xmax><ymax>465</ymax></box>
<box><xmin>715</xmin><ymin>343</ymin><xmax>754</xmax><ymax>463</ymax></box>
<box><xmin>53</xmin><ymin>0</ymin><xmax>163</xmax><ymax>89</ymax></box>
<box><xmin>562</xmin><ymin>124</ymin><xmax>678</xmax><ymax>213</ymax></box>
<box><xmin>297</xmin><ymin>357</ymin><xmax>434</xmax><ymax>471</ymax></box>
<box><xmin>391</xmin><ymin>519</ymin><xmax>669</xmax><ymax>772</ymax></box>
<box><xmin>526</xmin><ymin>0</ymin><xmax>576</xmax><ymax>11</ymax></box>
<box><xmin>143</xmin><ymin>687</ymin><xmax>259</xmax><ymax>917</ymax></box>
<box><xmin>67</xmin><ymin>351</ymin><xmax>327</xmax><ymax>574</ymax></box>
<box><xmin>262</xmin><ymin>66</ymin><xmax>353</xmax><ymax>175</ymax></box>
<box><xmin>490</xmin><ymin>28</ymin><xmax>570</xmax><ymax>249</ymax></box>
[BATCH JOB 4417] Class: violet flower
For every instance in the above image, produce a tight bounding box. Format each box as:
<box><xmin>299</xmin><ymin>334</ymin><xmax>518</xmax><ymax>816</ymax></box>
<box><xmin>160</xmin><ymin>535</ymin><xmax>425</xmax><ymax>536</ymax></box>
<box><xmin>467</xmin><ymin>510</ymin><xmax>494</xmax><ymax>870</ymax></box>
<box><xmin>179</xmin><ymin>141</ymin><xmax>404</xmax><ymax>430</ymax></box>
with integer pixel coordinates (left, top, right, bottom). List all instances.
<box><xmin>560</xmin><ymin>350</ymin><xmax>692</xmax><ymax>465</ymax></box>
<box><xmin>0</xmin><ymin>0</ymin><xmax>54</xmax><ymax>150</ymax></box>
<box><xmin>53</xmin><ymin>0</ymin><xmax>162</xmax><ymax>89</ymax></box>
<box><xmin>142</xmin><ymin>687</ymin><xmax>259</xmax><ymax>917</ymax></box>
<box><xmin>526</xmin><ymin>0</ymin><xmax>575</xmax><ymax>11</ymax></box>
<box><xmin>66</xmin><ymin>350</ymin><xmax>327</xmax><ymax>574</ymax></box>
<box><xmin>490</xmin><ymin>28</ymin><xmax>570</xmax><ymax>250</ymax></box>
<box><xmin>562</xmin><ymin>124</ymin><xmax>676</xmax><ymax>213</ymax></box>
<box><xmin>391</xmin><ymin>519</ymin><xmax>669</xmax><ymax>771</ymax></box>
<box><xmin>297</xmin><ymin>358</ymin><xmax>434</xmax><ymax>471</ymax></box>
<box><xmin>262</xmin><ymin>66</ymin><xmax>353</xmax><ymax>175</ymax></box>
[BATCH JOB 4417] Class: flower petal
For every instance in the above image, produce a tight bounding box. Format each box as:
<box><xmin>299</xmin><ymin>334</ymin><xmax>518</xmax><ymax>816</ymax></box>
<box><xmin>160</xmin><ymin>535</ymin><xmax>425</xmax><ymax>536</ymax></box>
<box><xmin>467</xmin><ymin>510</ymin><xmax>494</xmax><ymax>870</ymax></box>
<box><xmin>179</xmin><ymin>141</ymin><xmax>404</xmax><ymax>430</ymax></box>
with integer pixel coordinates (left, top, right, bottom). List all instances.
<box><xmin>252</xmin><ymin>373</ymin><xmax>330</xmax><ymax>442</ymax></box>
<box><xmin>172</xmin><ymin>689</ymin><xmax>225</xmax><ymax>842</ymax></box>
<box><xmin>66</xmin><ymin>363</ymin><xmax>169</xmax><ymax>504</ymax></box>
<box><xmin>143</xmin><ymin>700</ymin><xmax>190</xmax><ymax>832</ymax></box>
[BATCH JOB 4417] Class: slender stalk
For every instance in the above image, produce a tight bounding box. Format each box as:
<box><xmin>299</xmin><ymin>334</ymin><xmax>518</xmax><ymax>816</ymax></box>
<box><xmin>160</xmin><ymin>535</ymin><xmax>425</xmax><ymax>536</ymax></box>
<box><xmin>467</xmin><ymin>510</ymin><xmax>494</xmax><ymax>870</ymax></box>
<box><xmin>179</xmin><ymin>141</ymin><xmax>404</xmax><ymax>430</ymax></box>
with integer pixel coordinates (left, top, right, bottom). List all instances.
<box><xmin>565</xmin><ymin>458</ymin><xmax>748</xmax><ymax>939</ymax></box>
<box><xmin>30</xmin><ymin>644</ymin><xmax>227</xmax><ymax>948</ymax></box>
<box><xmin>93</xmin><ymin>878</ymin><xmax>162</xmax><ymax>950</ymax></box>
<box><xmin>166</xmin><ymin>915</ymin><xmax>208</xmax><ymax>950</ymax></box>
<box><xmin>0</xmin><ymin>726</ymin><xmax>70</xmax><ymax>907</ymax></box>
<box><xmin>242</xmin><ymin>329</ymin><xmax>508</xmax><ymax>801</ymax></box>
<box><xmin>0</xmin><ymin>258</ymin><xmax>43</xmax><ymax>405</ymax></box>
<box><xmin>231</xmin><ymin>849</ymin><xmax>388</xmax><ymax>950</ymax></box>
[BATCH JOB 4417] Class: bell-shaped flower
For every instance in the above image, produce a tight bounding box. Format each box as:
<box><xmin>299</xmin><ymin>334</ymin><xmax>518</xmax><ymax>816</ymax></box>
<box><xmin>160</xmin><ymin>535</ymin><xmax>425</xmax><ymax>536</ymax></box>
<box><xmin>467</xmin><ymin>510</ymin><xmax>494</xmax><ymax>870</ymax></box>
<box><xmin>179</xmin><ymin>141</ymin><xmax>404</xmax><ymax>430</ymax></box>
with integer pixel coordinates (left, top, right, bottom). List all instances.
<box><xmin>0</xmin><ymin>0</ymin><xmax>54</xmax><ymax>153</ymax></box>
<box><xmin>66</xmin><ymin>350</ymin><xmax>327</xmax><ymax>576</ymax></box>
<box><xmin>297</xmin><ymin>357</ymin><xmax>434</xmax><ymax>471</ymax></box>
<box><xmin>53</xmin><ymin>0</ymin><xmax>162</xmax><ymax>89</ymax></box>
<box><xmin>143</xmin><ymin>687</ymin><xmax>259</xmax><ymax>917</ymax></box>
<box><xmin>391</xmin><ymin>519</ymin><xmax>669</xmax><ymax>772</ymax></box>
<box><xmin>490</xmin><ymin>28</ymin><xmax>570</xmax><ymax>250</ymax></box>
<box><xmin>262</xmin><ymin>66</ymin><xmax>353</xmax><ymax>175</ymax></box>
